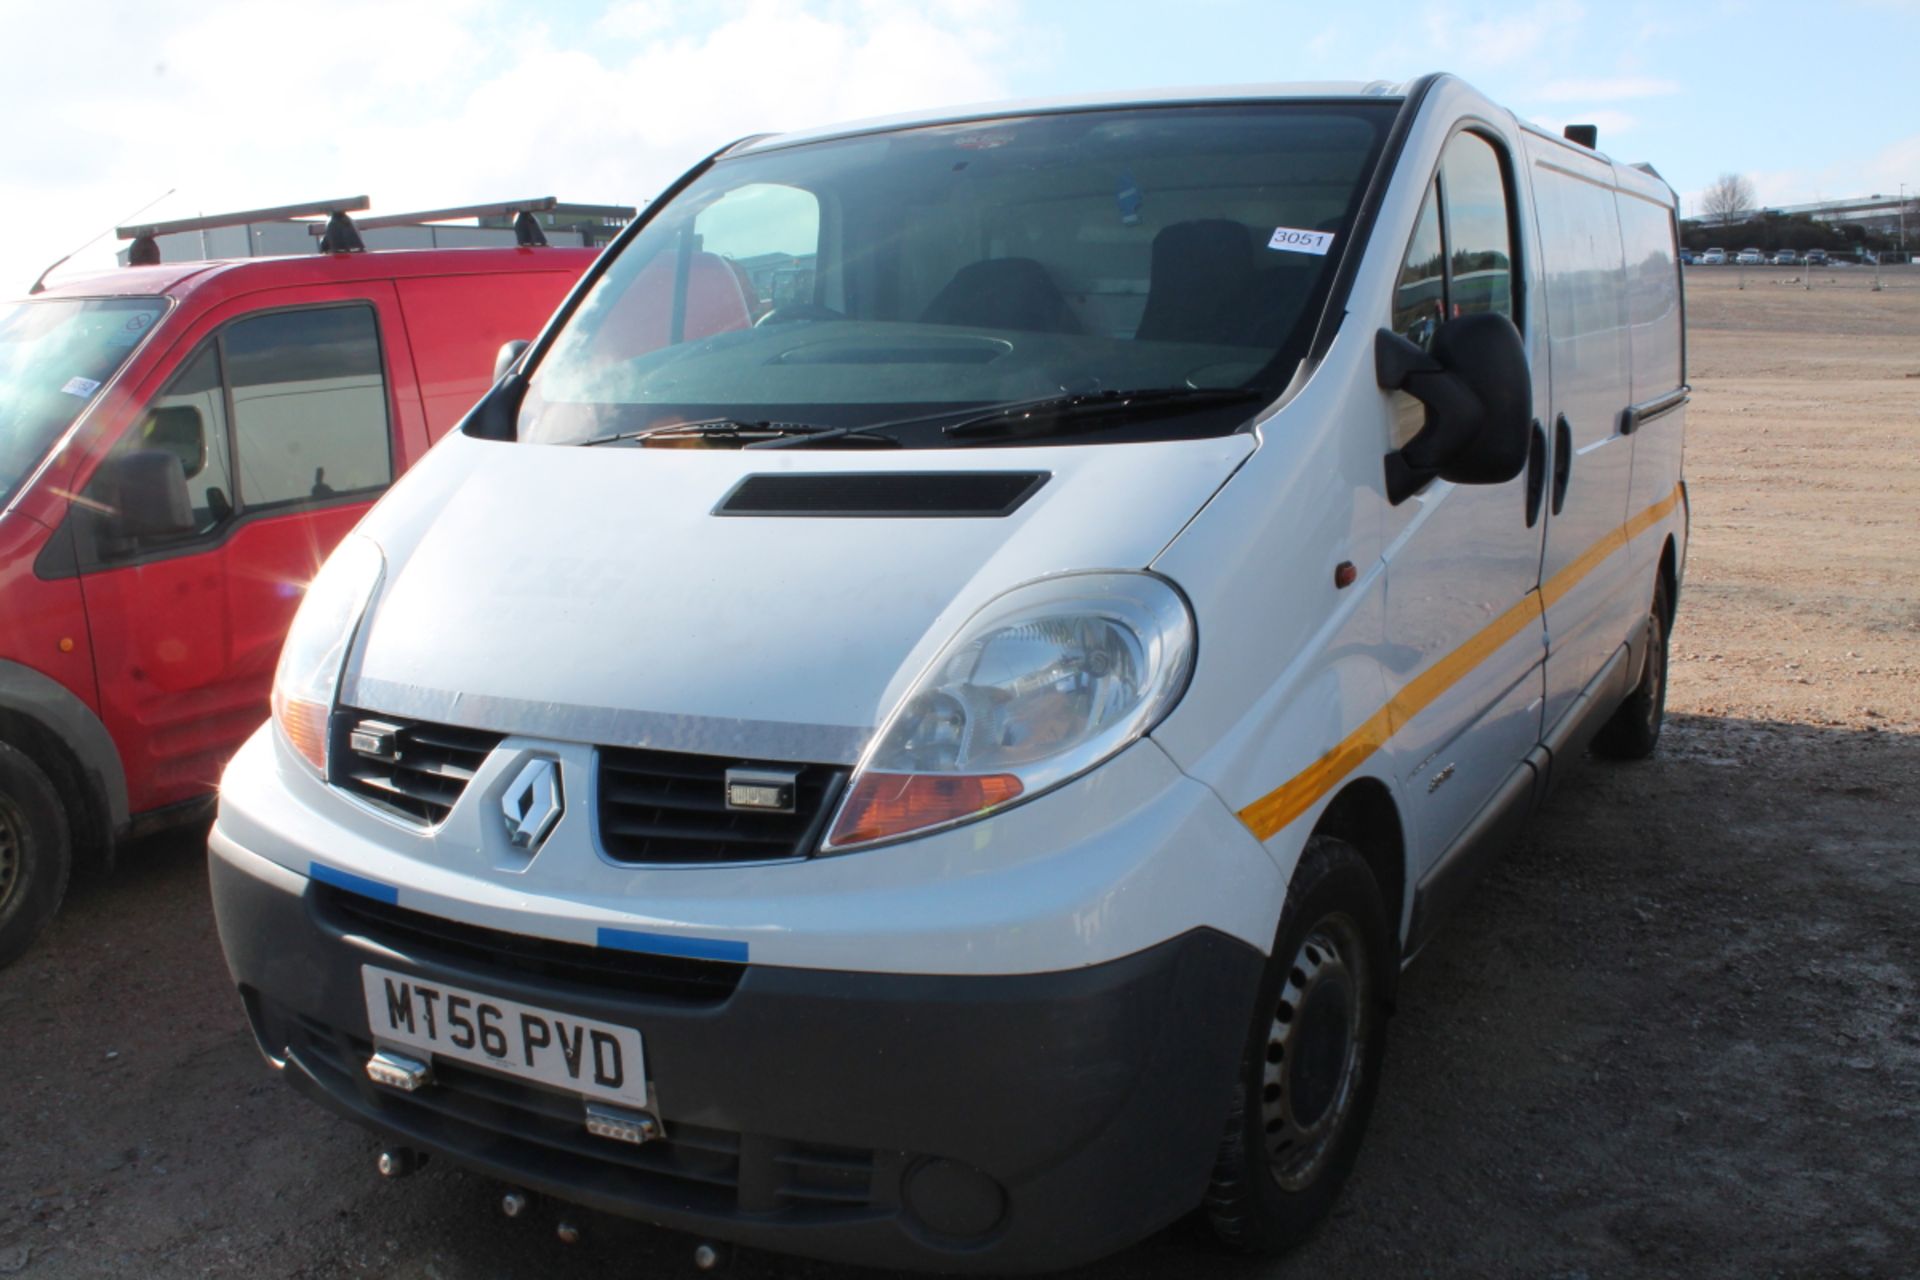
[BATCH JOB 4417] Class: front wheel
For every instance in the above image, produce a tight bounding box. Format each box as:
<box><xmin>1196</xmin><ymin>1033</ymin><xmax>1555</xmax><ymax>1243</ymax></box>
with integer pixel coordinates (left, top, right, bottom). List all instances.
<box><xmin>1202</xmin><ymin>835</ymin><xmax>1393</xmax><ymax>1255</ymax></box>
<box><xmin>1592</xmin><ymin>576</ymin><xmax>1671</xmax><ymax>761</ymax></box>
<box><xmin>0</xmin><ymin>742</ymin><xmax>72</xmax><ymax>969</ymax></box>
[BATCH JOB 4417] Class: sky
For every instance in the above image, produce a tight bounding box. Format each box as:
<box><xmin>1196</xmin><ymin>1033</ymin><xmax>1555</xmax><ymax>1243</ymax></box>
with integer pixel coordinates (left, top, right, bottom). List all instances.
<box><xmin>4</xmin><ymin>0</ymin><xmax>1918</xmax><ymax>293</ymax></box>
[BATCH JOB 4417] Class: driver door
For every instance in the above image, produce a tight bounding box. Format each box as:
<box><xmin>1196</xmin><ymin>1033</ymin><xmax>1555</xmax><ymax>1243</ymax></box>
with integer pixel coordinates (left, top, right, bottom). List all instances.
<box><xmin>1380</xmin><ymin>129</ymin><xmax>1548</xmax><ymax>876</ymax></box>
<box><xmin>72</xmin><ymin>286</ymin><xmax>407</xmax><ymax>815</ymax></box>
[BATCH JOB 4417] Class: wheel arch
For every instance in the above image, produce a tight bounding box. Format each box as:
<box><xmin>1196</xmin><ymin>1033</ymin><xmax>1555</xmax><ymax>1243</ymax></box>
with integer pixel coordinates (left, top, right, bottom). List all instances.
<box><xmin>0</xmin><ymin>660</ymin><xmax>127</xmax><ymax>870</ymax></box>
<box><xmin>1308</xmin><ymin>776</ymin><xmax>1407</xmax><ymax>970</ymax></box>
<box><xmin>1657</xmin><ymin>535</ymin><xmax>1679</xmax><ymax>627</ymax></box>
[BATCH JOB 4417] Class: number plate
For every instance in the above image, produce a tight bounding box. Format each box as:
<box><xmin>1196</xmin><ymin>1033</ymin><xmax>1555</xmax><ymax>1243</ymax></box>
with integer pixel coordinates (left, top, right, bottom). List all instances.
<box><xmin>360</xmin><ymin>964</ymin><xmax>647</xmax><ymax>1108</ymax></box>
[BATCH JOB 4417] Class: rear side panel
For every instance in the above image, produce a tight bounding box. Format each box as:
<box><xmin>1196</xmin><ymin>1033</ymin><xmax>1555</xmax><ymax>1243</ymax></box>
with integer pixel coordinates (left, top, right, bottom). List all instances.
<box><xmin>396</xmin><ymin>268</ymin><xmax>584</xmax><ymax>438</ymax></box>
<box><xmin>1613</xmin><ymin>178</ymin><xmax>1688</xmax><ymax>581</ymax></box>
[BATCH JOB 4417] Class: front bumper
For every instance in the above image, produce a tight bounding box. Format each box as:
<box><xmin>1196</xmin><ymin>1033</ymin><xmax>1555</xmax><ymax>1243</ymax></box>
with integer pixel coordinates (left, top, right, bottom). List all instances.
<box><xmin>209</xmin><ymin>836</ymin><xmax>1265</xmax><ymax>1273</ymax></box>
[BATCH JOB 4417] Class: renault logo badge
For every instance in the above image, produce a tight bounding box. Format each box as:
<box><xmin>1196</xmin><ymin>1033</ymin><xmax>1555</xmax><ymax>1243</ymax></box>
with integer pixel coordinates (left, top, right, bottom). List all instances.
<box><xmin>502</xmin><ymin>758</ymin><xmax>563</xmax><ymax>850</ymax></box>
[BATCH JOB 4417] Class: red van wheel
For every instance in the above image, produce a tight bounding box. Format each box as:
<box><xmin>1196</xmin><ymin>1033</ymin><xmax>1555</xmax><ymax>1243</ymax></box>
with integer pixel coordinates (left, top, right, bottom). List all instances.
<box><xmin>0</xmin><ymin>743</ymin><xmax>71</xmax><ymax>970</ymax></box>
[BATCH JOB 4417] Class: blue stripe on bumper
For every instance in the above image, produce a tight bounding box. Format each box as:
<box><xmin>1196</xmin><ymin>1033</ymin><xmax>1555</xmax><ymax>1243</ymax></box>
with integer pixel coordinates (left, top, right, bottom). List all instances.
<box><xmin>308</xmin><ymin>861</ymin><xmax>400</xmax><ymax>905</ymax></box>
<box><xmin>598</xmin><ymin>927</ymin><xmax>749</xmax><ymax>964</ymax></box>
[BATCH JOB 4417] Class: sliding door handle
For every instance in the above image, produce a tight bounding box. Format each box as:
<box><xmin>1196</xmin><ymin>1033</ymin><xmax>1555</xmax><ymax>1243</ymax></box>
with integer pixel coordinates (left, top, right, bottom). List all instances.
<box><xmin>1551</xmin><ymin>414</ymin><xmax>1573</xmax><ymax>516</ymax></box>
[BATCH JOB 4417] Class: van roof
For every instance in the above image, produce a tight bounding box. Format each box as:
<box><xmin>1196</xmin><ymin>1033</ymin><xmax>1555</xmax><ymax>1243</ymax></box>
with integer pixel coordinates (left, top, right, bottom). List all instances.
<box><xmin>732</xmin><ymin>81</ymin><xmax>1413</xmax><ymax>155</ymax></box>
<box><xmin>23</xmin><ymin>244</ymin><xmax>599</xmax><ymax>304</ymax></box>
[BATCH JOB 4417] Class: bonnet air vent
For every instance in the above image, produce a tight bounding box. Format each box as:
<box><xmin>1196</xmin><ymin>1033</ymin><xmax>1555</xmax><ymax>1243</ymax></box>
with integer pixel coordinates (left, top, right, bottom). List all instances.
<box><xmin>716</xmin><ymin>471</ymin><xmax>1048</xmax><ymax>518</ymax></box>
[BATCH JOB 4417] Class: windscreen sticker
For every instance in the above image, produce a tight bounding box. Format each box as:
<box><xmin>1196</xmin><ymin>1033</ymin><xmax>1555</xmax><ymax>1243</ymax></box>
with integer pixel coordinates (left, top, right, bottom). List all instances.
<box><xmin>106</xmin><ymin>309</ymin><xmax>160</xmax><ymax>347</ymax></box>
<box><xmin>61</xmin><ymin>375</ymin><xmax>102</xmax><ymax>398</ymax></box>
<box><xmin>1268</xmin><ymin>226</ymin><xmax>1336</xmax><ymax>255</ymax></box>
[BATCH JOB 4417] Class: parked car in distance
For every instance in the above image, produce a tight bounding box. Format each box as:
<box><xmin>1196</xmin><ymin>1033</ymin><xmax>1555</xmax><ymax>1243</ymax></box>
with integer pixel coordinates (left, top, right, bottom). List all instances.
<box><xmin>0</xmin><ymin>231</ymin><xmax>597</xmax><ymax>966</ymax></box>
<box><xmin>1773</xmin><ymin>249</ymin><xmax>1798</xmax><ymax>265</ymax></box>
<box><xmin>208</xmin><ymin>74</ymin><xmax>1690</xmax><ymax>1273</ymax></box>
<box><xmin>1678</xmin><ymin>248</ymin><xmax>1695</xmax><ymax>265</ymax></box>
<box><xmin>1701</xmin><ymin>247</ymin><xmax>1728</xmax><ymax>264</ymax></box>
<box><xmin>1737</xmin><ymin>248</ymin><xmax>1765</xmax><ymax>264</ymax></box>
<box><xmin>1804</xmin><ymin>248</ymin><xmax>1829</xmax><ymax>266</ymax></box>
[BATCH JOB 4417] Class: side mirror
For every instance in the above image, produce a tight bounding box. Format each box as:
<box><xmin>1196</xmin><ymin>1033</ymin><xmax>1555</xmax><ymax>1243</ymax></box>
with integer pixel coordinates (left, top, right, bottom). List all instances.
<box><xmin>97</xmin><ymin>449</ymin><xmax>195</xmax><ymax>542</ymax></box>
<box><xmin>493</xmin><ymin>339</ymin><xmax>530</xmax><ymax>383</ymax></box>
<box><xmin>1376</xmin><ymin>313</ymin><xmax>1533</xmax><ymax>504</ymax></box>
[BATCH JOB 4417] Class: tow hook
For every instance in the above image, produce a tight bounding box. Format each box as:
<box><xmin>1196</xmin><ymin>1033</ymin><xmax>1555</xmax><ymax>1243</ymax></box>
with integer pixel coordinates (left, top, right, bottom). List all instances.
<box><xmin>500</xmin><ymin>1190</ymin><xmax>533</xmax><ymax>1218</ymax></box>
<box><xmin>694</xmin><ymin>1241</ymin><xmax>729</xmax><ymax>1271</ymax></box>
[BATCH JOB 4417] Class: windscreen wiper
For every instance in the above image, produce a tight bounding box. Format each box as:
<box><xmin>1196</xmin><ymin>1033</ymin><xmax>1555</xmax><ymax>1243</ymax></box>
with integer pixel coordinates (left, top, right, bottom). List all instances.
<box><xmin>583</xmin><ymin>419</ymin><xmax>899</xmax><ymax>449</ymax></box>
<box><xmin>940</xmin><ymin>386</ymin><xmax>1268</xmax><ymax>442</ymax></box>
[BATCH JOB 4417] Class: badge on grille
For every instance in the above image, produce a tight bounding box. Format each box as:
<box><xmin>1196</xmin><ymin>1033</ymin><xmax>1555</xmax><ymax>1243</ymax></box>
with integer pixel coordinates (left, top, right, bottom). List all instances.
<box><xmin>502</xmin><ymin>758</ymin><xmax>563</xmax><ymax>849</ymax></box>
<box><xmin>725</xmin><ymin>766</ymin><xmax>798</xmax><ymax>814</ymax></box>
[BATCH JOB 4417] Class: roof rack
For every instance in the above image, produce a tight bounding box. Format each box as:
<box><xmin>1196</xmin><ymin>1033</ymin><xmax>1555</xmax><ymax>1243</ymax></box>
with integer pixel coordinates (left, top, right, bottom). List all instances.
<box><xmin>118</xmin><ymin>196</ymin><xmax>369</xmax><ymax>265</ymax></box>
<box><xmin>307</xmin><ymin>197</ymin><xmax>637</xmax><ymax>247</ymax></box>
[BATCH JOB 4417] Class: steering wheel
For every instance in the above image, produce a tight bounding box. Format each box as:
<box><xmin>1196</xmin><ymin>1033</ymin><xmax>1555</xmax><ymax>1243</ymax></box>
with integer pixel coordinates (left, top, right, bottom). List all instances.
<box><xmin>754</xmin><ymin>303</ymin><xmax>845</xmax><ymax>327</ymax></box>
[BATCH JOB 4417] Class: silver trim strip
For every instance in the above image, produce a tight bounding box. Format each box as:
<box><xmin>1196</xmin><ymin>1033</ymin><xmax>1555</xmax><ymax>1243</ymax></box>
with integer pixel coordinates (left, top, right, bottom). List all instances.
<box><xmin>343</xmin><ymin>676</ymin><xmax>870</xmax><ymax>765</ymax></box>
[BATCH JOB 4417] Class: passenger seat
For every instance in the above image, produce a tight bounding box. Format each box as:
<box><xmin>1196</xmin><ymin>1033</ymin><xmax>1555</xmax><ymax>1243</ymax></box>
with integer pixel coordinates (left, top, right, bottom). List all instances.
<box><xmin>918</xmin><ymin>258</ymin><xmax>1080</xmax><ymax>334</ymax></box>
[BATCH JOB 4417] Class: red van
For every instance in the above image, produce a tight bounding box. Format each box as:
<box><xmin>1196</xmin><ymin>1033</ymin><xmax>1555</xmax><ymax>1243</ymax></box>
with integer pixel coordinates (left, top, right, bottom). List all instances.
<box><xmin>0</xmin><ymin>242</ymin><xmax>595</xmax><ymax>964</ymax></box>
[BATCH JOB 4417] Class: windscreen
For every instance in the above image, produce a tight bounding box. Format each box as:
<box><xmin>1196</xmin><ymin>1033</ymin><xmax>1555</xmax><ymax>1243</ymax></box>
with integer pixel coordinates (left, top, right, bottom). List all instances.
<box><xmin>519</xmin><ymin>103</ymin><xmax>1394</xmax><ymax>449</ymax></box>
<box><xmin>1</xmin><ymin>296</ymin><xmax>166</xmax><ymax>506</ymax></box>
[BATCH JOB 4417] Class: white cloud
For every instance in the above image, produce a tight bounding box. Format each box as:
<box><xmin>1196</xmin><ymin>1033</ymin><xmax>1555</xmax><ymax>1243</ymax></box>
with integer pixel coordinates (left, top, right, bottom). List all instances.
<box><xmin>0</xmin><ymin>0</ymin><xmax>1032</xmax><ymax>293</ymax></box>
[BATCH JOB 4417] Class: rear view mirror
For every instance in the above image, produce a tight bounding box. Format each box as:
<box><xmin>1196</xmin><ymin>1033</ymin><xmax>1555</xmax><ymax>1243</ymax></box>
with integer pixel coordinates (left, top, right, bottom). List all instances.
<box><xmin>1376</xmin><ymin>313</ymin><xmax>1532</xmax><ymax>504</ymax></box>
<box><xmin>493</xmin><ymin>339</ymin><xmax>530</xmax><ymax>383</ymax></box>
<box><xmin>96</xmin><ymin>449</ymin><xmax>195</xmax><ymax>542</ymax></box>
<box><xmin>142</xmin><ymin>405</ymin><xmax>208</xmax><ymax>479</ymax></box>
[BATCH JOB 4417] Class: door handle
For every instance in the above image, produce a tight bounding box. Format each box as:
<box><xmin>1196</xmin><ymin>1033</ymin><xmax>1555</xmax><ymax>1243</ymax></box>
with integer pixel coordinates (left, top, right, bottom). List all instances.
<box><xmin>1551</xmin><ymin>414</ymin><xmax>1573</xmax><ymax>516</ymax></box>
<box><xmin>1525</xmin><ymin>419</ymin><xmax>1547</xmax><ymax>528</ymax></box>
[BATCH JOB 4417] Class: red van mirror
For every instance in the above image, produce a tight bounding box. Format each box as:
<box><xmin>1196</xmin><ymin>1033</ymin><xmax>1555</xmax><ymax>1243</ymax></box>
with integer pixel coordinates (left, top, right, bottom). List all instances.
<box><xmin>493</xmin><ymin>339</ymin><xmax>530</xmax><ymax>383</ymax></box>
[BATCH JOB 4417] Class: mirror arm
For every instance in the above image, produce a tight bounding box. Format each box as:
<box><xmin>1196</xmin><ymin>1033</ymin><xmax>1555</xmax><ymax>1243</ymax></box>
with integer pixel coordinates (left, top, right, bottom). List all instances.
<box><xmin>1384</xmin><ymin>452</ymin><xmax>1437</xmax><ymax>505</ymax></box>
<box><xmin>1375</xmin><ymin>327</ymin><xmax>1443</xmax><ymax>391</ymax></box>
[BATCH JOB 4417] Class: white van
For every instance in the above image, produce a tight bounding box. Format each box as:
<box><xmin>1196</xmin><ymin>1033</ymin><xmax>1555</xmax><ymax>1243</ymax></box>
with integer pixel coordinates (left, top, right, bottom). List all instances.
<box><xmin>210</xmin><ymin>75</ymin><xmax>1687</xmax><ymax>1272</ymax></box>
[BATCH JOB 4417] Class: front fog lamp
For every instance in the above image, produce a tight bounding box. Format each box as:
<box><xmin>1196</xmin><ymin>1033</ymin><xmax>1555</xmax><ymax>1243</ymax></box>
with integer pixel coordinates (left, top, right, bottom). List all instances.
<box><xmin>271</xmin><ymin>536</ymin><xmax>384</xmax><ymax>774</ymax></box>
<box><xmin>826</xmin><ymin>573</ymin><xmax>1194</xmax><ymax>851</ymax></box>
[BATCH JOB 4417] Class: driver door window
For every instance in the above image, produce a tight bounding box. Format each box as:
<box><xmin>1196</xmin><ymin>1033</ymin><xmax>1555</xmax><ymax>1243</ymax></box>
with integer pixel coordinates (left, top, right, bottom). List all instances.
<box><xmin>129</xmin><ymin>343</ymin><xmax>235</xmax><ymax>534</ymax></box>
<box><xmin>86</xmin><ymin>304</ymin><xmax>391</xmax><ymax>559</ymax></box>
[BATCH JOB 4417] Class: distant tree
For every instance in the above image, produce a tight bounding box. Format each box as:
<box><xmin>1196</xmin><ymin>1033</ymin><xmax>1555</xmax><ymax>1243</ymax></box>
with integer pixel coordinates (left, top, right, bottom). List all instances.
<box><xmin>1701</xmin><ymin>173</ymin><xmax>1757</xmax><ymax>227</ymax></box>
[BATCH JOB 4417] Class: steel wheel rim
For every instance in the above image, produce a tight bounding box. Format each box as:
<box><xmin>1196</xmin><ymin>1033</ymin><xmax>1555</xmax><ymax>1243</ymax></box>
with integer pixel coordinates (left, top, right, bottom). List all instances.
<box><xmin>0</xmin><ymin>794</ymin><xmax>22</xmax><ymax>914</ymax></box>
<box><xmin>1261</xmin><ymin>911</ymin><xmax>1371</xmax><ymax>1191</ymax></box>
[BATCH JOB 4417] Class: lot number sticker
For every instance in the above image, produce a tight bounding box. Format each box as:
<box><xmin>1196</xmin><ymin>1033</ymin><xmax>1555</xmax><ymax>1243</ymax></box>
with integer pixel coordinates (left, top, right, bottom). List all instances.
<box><xmin>1268</xmin><ymin>226</ymin><xmax>1335</xmax><ymax>255</ymax></box>
<box><xmin>61</xmin><ymin>376</ymin><xmax>102</xmax><ymax>398</ymax></box>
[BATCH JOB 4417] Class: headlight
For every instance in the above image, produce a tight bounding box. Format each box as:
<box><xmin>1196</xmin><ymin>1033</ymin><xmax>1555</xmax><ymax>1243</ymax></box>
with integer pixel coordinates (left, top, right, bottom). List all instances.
<box><xmin>271</xmin><ymin>536</ymin><xmax>384</xmax><ymax>774</ymax></box>
<box><xmin>824</xmin><ymin>572</ymin><xmax>1194</xmax><ymax>851</ymax></box>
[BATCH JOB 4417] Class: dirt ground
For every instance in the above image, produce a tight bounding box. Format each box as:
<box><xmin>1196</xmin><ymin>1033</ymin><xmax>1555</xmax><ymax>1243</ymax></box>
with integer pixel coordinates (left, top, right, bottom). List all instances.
<box><xmin>2</xmin><ymin>267</ymin><xmax>1916</xmax><ymax>1279</ymax></box>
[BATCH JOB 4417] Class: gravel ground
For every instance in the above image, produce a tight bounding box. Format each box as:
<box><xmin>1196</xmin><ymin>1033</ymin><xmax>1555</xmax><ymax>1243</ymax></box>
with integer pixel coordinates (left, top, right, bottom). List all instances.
<box><xmin>2</xmin><ymin>268</ymin><xmax>1916</xmax><ymax>1279</ymax></box>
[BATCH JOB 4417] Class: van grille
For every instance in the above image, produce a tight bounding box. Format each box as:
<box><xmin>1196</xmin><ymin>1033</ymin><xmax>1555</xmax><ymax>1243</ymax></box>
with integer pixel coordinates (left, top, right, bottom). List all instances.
<box><xmin>312</xmin><ymin>884</ymin><xmax>744</xmax><ymax>1006</ymax></box>
<box><xmin>332</xmin><ymin>711</ymin><xmax>503</xmax><ymax>826</ymax></box>
<box><xmin>597</xmin><ymin>747</ymin><xmax>845</xmax><ymax>865</ymax></box>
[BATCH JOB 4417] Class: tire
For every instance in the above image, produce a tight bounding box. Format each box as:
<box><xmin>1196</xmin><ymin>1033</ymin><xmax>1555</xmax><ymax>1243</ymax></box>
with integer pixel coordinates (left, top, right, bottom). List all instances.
<box><xmin>1591</xmin><ymin>576</ymin><xmax>1671</xmax><ymax>761</ymax></box>
<box><xmin>1202</xmin><ymin>835</ymin><xmax>1393</xmax><ymax>1255</ymax></box>
<box><xmin>0</xmin><ymin>742</ymin><xmax>73</xmax><ymax>970</ymax></box>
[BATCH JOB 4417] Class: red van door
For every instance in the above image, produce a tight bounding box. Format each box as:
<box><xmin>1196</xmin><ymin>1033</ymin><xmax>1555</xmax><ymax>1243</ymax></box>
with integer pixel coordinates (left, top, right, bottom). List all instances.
<box><xmin>71</xmin><ymin>286</ymin><xmax>418</xmax><ymax>814</ymax></box>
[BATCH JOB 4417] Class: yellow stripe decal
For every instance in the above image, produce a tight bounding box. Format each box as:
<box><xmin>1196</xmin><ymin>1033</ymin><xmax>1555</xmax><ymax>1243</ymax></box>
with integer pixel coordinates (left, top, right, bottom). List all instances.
<box><xmin>1236</xmin><ymin>483</ymin><xmax>1682</xmax><ymax>842</ymax></box>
